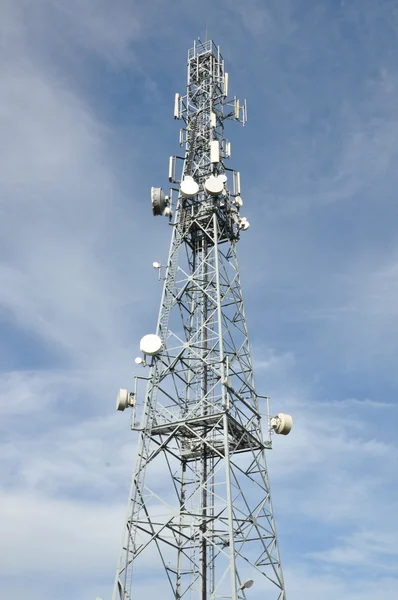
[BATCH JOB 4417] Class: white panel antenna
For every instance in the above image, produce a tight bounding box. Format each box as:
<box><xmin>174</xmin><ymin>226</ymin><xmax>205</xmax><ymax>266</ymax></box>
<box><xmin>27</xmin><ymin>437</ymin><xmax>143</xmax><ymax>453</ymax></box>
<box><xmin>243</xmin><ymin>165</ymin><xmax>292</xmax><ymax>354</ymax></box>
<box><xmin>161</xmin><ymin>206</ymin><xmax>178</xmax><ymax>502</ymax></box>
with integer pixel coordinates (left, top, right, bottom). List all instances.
<box><xmin>168</xmin><ymin>156</ymin><xmax>177</xmax><ymax>182</ymax></box>
<box><xmin>234</xmin><ymin>98</ymin><xmax>240</xmax><ymax>120</ymax></box>
<box><xmin>224</xmin><ymin>72</ymin><xmax>229</xmax><ymax>97</ymax></box>
<box><xmin>233</xmin><ymin>171</ymin><xmax>241</xmax><ymax>196</ymax></box>
<box><xmin>211</xmin><ymin>112</ymin><xmax>216</xmax><ymax>128</ymax></box>
<box><xmin>174</xmin><ymin>93</ymin><xmax>180</xmax><ymax>119</ymax></box>
<box><xmin>225</xmin><ymin>141</ymin><xmax>231</xmax><ymax>158</ymax></box>
<box><xmin>210</xmin><ymin>140</ymin><xmax>220</xmax><ymax>164</ymax></box>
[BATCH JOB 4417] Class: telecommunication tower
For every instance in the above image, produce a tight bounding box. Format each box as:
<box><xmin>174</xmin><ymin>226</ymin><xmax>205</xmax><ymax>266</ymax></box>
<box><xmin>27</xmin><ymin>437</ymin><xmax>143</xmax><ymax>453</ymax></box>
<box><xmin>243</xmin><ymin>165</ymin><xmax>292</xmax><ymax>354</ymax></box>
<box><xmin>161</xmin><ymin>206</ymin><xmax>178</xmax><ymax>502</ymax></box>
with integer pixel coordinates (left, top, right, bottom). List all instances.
<box><xmin>112</xmin><ymin>39</ymin><xmax>292</xmax><ymax>600</ymax></box>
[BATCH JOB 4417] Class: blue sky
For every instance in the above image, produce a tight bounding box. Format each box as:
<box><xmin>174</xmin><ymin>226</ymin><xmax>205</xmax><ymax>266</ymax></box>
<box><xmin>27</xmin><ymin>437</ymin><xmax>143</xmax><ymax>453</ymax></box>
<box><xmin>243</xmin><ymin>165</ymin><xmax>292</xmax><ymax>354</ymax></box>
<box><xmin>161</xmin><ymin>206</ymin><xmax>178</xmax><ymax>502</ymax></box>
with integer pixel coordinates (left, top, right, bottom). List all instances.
<box><xmin>1</xmin><ymin>0</ymin><xmax>398</xmax><ymax>598</ymax></box>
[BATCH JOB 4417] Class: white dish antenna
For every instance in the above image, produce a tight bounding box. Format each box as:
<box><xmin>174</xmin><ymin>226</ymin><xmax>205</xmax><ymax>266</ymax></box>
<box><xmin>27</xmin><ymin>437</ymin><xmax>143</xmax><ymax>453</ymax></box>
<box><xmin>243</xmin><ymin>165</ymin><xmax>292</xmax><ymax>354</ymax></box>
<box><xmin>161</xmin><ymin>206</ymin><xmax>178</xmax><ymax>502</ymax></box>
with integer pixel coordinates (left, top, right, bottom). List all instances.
<box><xmin>238</xmin><ymin>217</ymin><xmax>250</xmax><ymax>230</ymax></box>
<box><xmin>180</xmin><ymin>176</ymin><xmax>199</xmax><ymax>198</ymax></box>
<box><xmin>271</xmin><ymin>413</ymin><xmax>293</xmax><ymax>435</ymax></box>
<box><xmin>205</xmin><ymin>175</ymin><xmax>224</xmax><ymax>196</ymax></box>
<box><xmin>116</xmin><ymin>388</ymin><xmax>135</xmax><ymax>412</ymax></box>
<box><xmin>151</xmin><ymin>187</ymin><xmax>166</xmax><ymax>216</ymax></box>
<box><xmin>140</xmin><ymin>334</ymin><xmax>162</xmax><ymax>356</ymax></box>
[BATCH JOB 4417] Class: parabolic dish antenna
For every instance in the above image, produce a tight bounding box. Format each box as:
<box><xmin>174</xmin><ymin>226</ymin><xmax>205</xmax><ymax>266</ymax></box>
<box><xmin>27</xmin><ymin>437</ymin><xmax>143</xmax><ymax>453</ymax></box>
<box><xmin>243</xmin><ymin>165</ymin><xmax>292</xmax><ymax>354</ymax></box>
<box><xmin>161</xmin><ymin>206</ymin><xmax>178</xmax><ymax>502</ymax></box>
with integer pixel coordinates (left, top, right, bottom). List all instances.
<box><xmin>116</xmin><ymin>388</ymin><xmax>129</xmax><ymax>411</ymax></box>
<box><xmin>238</xmin><ymin>217</ymin><xmax>250</xmax><ymax>230</ymax></box>
<box><xmin>140</xmin><ymin>334</ymin><xmax>163</xmax><ymax>356</ymax></box>
<box><xmin>180</xmin><ymin>176</ymin><xmax>199</xmax><ymax>198</ymax></box>
<box><xmin>219</xmin><ymin>173</ymin><xmax>227</xmax><ymax>183</ymax></box>
<box><xmin>273</xmin><ymin>413</ymin><xmax>293</xmax><ymax>435</ymax></box>
<box><xmin>204</xmin><ymin>175</ymin><xmax>224</xmax><ymax>196</ymax></box>
<box><xmin>151</xmin><ymin>187</ymin><xmax>166</xmax><ymax>216</ymax></box>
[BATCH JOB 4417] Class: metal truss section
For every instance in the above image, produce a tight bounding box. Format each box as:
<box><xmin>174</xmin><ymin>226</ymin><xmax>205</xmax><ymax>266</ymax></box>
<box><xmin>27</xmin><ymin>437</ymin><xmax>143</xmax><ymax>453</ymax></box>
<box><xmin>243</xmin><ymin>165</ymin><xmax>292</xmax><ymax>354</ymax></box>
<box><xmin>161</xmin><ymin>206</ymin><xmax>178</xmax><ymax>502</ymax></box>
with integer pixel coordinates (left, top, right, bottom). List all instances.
<box><xmin>112</xmin><ymin>39</ymin><xmax>287</xmax><ymax>600</ymax></box>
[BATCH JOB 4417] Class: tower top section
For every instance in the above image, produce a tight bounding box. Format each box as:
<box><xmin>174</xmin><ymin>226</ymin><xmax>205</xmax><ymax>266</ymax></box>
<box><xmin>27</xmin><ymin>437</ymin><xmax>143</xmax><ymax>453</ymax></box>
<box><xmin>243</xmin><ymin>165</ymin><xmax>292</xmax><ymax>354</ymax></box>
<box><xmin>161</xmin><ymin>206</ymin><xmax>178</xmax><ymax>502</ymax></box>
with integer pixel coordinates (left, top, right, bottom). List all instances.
<box><xmin>187</xmin><ymin>38</ymin><xmax>221</xmax><ymax>61</ymax></box>
<box><xmin>152</xmin><ymin>38</ymin><xmax>249</xmax><ymax>243</ymax></box>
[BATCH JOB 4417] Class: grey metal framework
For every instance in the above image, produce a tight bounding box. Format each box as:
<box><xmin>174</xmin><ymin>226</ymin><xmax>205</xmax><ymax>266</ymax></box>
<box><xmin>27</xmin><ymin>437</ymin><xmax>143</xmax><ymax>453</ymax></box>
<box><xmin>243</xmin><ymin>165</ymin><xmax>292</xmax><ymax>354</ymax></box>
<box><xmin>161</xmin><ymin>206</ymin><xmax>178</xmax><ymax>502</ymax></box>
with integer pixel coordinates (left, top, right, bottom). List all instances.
<box><xmin>112</xmin><ymin>39</ymin><xmax>287</xmax><ymax>600</ymax></box>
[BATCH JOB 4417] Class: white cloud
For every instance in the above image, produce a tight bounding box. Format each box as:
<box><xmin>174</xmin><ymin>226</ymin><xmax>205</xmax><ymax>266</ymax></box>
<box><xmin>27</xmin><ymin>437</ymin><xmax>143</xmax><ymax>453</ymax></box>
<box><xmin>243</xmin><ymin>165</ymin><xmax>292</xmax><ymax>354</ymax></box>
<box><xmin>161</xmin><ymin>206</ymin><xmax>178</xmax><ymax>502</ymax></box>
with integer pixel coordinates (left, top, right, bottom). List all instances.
<box><xmin>285</xmin><ymin>565</ymin><xmax>398</xmax><ymax>600</ymax></box>
<box><xmin>0</xmin><ymin>490</ymin><xmax>122</xmax><ymax>576</ymax></box>
<box><xmin>253</xmin><ymin>348</ymin><xmax>296</xmax><ymax>372</ymax></box>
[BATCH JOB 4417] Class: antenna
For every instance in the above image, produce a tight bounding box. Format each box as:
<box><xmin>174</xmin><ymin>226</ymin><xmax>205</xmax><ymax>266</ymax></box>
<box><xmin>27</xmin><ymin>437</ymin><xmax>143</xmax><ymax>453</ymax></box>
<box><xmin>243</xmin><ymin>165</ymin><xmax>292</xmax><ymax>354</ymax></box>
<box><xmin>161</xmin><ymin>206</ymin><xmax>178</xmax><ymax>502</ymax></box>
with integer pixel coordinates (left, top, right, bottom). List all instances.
<box><xmin>233</xmin><ymin>170</ymin><xmax>241</xmax><ymax>196</ymax></box>
<box><xmin>173</xmin><ymin>93</ymin><xmax>180</xmax><ymax>119</ymax></box>
<box><xmin>210</xmin><ymin>140</ymin><xmax>220</xmax><ymax>163</ymax></box>
<box><xmin>139</xmin><ymin>334</ymin><xmax>162</xmax><ymax>356</ymax></box>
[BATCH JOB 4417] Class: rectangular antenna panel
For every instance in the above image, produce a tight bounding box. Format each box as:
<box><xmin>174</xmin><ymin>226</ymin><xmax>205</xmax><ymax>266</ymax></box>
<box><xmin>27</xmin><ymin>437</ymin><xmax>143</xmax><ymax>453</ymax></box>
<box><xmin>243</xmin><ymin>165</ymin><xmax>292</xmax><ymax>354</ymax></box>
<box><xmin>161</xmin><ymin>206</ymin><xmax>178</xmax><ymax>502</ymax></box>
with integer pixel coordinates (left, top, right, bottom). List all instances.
<box><xmin>168</xmin><ymin>156</ymin><xmax>177</xmax><ymax>182</ymax></box>
<box><xmin>174</xmin><ymin>93</ymin><xmax>180</xmax><ymax>119</ymax></box>
<box><xmin>235</xmin><ymin>98</ymin><xmax>240</xmax><ymax>120</ymax></box>
<box><xmin>233</xmin><ymin>171</ymin><xmax>241</xmax><ymax>196</ymax></box>
<box><xmin>226</xmin><ymin>141</ymin><xmax>231</xmax><ymax>158</ymax></box>
<box><xmin>210</xmin><ymin>140</ymin><xmax>220</xmax><ymax>164</ymax></box>
<box><xmin>224</xmin><ymin>72</ymin><xmax>229</xmax><ymax>97</ymax></box>
<box><xmin>211</xmin><ymin>112</ymin><xmax>216</xmax><ymax>128</ymax></box>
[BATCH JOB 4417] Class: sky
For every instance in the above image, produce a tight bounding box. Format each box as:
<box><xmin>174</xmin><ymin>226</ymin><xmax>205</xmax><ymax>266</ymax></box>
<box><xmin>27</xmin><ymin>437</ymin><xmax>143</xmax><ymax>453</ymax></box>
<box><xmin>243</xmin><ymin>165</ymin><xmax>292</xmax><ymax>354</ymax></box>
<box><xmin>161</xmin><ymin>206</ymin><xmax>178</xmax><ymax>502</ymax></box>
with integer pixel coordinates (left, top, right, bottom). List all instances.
<box><xmin>1</xmin><ymin>0</ymin><xmax>398</xmax><ymax>598</ymax></box>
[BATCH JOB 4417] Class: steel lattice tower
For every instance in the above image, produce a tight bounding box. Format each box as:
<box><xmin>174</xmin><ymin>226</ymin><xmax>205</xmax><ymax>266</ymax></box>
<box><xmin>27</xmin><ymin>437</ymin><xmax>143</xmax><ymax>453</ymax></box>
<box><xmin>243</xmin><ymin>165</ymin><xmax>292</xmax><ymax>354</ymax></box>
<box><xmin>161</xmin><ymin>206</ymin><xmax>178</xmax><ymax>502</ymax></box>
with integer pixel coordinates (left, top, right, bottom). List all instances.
<box><xmin>112</xmin><ymin>39</ymin><xmax>292</xmax><ymax>600</ymax></box>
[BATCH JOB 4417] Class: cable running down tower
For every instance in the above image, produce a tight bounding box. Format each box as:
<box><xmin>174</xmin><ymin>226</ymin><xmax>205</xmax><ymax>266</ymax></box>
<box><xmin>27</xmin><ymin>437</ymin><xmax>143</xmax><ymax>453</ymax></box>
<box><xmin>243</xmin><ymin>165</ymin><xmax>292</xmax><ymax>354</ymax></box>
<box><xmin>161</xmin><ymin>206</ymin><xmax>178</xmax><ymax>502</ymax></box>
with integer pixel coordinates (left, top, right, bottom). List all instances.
<box><xmin>113</xmin><ymin>38</ymin><xmax>292</xmax><ymax>600</ymax></box>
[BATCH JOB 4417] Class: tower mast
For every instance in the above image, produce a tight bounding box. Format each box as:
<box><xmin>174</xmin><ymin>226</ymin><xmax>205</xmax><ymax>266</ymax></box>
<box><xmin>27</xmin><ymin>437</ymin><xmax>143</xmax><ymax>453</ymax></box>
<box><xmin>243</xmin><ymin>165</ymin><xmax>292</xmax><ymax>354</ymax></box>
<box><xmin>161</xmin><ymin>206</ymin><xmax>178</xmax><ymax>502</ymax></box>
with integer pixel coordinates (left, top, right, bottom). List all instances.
<box><xmin>113</xmin><ymin>38</ymin><xmax>292</xmax><ymax>600</ymax></box>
